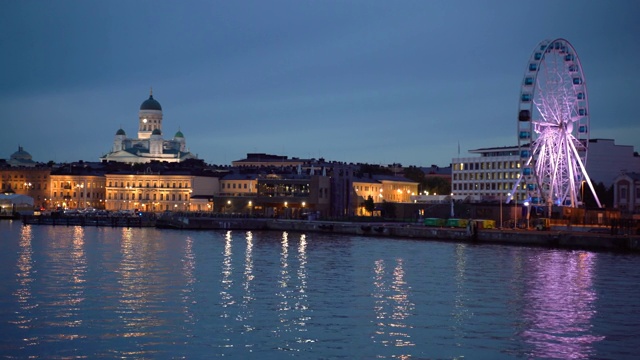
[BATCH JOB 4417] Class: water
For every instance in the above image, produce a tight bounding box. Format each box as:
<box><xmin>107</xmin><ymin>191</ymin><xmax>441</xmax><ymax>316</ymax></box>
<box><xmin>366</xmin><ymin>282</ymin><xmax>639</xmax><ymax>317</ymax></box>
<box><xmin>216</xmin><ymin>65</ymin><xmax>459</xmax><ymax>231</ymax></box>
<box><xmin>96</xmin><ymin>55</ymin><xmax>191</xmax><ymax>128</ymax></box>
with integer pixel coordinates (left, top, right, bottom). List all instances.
<box><xmin>1</xmin><ymin>220</ymin><xmax>639</xmax><ymax>359</ymax></box>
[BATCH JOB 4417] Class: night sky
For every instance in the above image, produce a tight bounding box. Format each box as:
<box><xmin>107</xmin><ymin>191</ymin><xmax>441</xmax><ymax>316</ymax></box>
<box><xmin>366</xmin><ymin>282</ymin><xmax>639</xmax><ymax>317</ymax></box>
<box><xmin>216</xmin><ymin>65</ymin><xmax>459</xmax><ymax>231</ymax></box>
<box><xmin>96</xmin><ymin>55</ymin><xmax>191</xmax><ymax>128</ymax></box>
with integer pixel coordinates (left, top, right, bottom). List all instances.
<box><xmin>1</xmin><ymin>0</ymin><xmax>638</xmax><ymax>167</ymax></box>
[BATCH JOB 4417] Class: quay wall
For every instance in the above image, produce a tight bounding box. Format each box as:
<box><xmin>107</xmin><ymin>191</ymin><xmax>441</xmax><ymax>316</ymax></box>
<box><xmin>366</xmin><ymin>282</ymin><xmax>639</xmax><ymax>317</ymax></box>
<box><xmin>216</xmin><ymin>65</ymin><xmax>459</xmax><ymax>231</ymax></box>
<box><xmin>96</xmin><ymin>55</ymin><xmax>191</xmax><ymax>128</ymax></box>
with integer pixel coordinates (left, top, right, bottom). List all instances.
<box><xmin>267</xmin><ymin>219</ymin><xmax>640</xmax><ymax>252</ymax></box>
<box><xmin>18</xmin><ymin>215</ymin><xmax>640</xmax><ymax>252</ymax></box>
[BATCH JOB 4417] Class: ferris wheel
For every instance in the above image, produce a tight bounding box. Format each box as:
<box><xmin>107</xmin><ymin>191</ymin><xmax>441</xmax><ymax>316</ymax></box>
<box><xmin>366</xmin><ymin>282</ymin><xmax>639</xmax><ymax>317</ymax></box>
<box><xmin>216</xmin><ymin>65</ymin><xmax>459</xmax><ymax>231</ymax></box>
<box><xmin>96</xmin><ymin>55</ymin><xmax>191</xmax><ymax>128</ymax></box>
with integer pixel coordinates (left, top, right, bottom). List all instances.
<box><xmin>510</xmin><ymin>38</ymin><xmax>601</xmax><ymax>209</ymax></box>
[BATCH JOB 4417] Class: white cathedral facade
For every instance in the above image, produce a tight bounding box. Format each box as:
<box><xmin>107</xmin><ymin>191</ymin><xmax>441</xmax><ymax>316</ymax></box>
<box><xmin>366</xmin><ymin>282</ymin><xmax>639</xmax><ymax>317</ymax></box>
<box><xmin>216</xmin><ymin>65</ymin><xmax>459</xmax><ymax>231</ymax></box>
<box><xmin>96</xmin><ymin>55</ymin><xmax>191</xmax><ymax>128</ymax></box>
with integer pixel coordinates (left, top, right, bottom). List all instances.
<box><xmin>100</xmin><ymin>90</ymin><xmax>196</xmax><ymax>164</ymax></box>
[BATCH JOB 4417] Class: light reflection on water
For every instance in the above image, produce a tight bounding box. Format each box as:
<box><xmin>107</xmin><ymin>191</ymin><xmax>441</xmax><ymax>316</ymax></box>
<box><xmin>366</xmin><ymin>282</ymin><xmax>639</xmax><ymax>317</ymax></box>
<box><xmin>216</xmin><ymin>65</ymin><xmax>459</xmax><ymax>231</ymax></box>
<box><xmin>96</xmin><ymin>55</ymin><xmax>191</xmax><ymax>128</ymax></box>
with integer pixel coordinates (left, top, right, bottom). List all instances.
<box><xmin>521</xmin><ymin>251</ymin><xmax>603</xmax><ymax>359</ymax></box>
<box><xmin>372</xmin><ymin>257</ymin><xmax>415</xmax><ymax>353</ymax></box>
<box><xmin>1</xmin><ymin>224</ymin><xmax>639</xmax><ymax>359</ymax></box>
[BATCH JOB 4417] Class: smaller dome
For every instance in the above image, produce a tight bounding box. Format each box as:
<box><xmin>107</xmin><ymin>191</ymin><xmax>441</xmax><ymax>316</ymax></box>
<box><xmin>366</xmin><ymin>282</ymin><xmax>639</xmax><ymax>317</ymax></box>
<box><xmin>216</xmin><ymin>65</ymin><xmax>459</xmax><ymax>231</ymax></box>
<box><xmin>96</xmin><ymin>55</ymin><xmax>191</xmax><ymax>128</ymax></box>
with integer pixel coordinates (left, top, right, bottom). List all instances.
<box><xmin>10</xmin><ymin>146</ymin><xmax>32</xmax><ymax>161</ymax></box>
<box><xmin>116</xmin><ymin>128</ymin><xmax>126</xmax><ymax>136</ymax></box>
<box><xmin>174</xmin><ymin>130</ymin><xmax>184</xmax><ymax>138</ymax></box>
<box><xmin>152</xmin><ymin>128</ymin><xmax>162</xmax><ymax>135</ymax></box>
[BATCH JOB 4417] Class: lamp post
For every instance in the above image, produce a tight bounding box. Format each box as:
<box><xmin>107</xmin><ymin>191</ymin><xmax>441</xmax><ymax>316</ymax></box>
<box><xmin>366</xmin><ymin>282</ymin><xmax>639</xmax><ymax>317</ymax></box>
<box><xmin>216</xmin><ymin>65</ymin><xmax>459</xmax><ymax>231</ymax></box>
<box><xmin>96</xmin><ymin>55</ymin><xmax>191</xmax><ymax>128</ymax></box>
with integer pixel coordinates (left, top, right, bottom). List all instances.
<box><xmin>514</xmin><ymin>192</ymin><xmax>518</xmax><ymax>228</ymax></box>
<box><xmin>581</xmin><ymin>180</ymin><xmax>587</xmax><ymax>225</ymax></box>
<box><xmin>450</xmin><ymin>193</ymin><xmax>454</xmax><ymax>217</ymax></box>
<box><xmin>508</xmin><ymin>192</ymin><xmax>518</xmax><ymax>228</ymax></box>
<box><xmin>76</xmin><ymin>183</ymin><xmax>84</xmax><ymax>210</ymax></box>
<box><xmin>500</xmin><ymin>192</ymin><xmax>503</xmax><ymax>229</ymax></box>
<box><xmin>524</xmin><ymin>201</ymin><xmax>530</xmax><ymax>229</ymax></box>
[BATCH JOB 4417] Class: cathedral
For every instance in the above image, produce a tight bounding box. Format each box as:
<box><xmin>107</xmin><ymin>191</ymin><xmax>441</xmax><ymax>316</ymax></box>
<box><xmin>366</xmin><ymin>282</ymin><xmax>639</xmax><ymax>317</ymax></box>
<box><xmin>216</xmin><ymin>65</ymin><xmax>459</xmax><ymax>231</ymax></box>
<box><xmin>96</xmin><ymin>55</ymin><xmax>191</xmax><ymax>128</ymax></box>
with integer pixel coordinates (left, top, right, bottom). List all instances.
<box><xmin>100</xmin><ymin>90</ymin><xmax>196</xmax><ymax>164</ymax></box>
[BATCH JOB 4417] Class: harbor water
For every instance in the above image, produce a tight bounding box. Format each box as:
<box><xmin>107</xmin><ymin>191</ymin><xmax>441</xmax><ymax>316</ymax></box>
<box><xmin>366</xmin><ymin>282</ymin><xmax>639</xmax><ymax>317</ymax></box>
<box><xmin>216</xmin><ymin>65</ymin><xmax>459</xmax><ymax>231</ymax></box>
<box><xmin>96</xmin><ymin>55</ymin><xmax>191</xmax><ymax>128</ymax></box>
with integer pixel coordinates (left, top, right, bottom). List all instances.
<box><xmin>0</xmin><ymin>220</ymin><xmax>639</xmax><ymax>359</ymax></box>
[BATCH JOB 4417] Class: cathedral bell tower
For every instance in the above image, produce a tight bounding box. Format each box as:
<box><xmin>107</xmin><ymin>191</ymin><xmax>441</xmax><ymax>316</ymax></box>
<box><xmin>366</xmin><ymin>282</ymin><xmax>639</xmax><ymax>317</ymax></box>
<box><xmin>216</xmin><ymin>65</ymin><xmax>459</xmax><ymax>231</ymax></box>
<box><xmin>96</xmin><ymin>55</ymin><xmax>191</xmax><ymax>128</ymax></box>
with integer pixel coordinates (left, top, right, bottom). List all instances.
<box><xmin>138</xmin><ymin>88</ymin><xmax>163</xmax><ymax>140</ymax></box>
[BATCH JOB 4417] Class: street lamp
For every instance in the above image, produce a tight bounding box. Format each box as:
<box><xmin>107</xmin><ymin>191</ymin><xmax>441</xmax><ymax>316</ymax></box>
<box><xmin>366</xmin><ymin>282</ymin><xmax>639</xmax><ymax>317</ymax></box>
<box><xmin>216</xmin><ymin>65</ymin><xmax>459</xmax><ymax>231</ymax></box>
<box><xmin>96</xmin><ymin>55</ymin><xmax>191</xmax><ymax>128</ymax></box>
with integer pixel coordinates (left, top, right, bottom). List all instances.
<box><xmin>450</xmin><ymin>193</ymin><xmax>454</xmax><ymax>217</ymax></box>
<box><xmin>524</xmin><ymin>201</ymin><xmax>530</xmax><ymax>229</ymax></box>
<box><xmin>76</xmin><ymin>183</ymin><xmax>84</xmax><ymax>210</ymax></box>
<box><xmin>508</xmin><ymin>192</ymin><xmax>517</xmax><ymax>228</ymax></box>
<box><xmin>500</xmin><ymin>192</ymin><xmax>504</xmax><ymax>229</ymax></box>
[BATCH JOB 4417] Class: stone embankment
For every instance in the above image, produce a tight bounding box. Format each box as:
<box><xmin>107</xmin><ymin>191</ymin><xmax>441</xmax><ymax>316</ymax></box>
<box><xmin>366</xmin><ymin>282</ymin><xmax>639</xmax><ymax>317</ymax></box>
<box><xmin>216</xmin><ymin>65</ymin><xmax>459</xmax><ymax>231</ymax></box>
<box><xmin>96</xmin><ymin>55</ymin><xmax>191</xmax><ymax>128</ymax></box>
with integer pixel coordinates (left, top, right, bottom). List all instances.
<box><xmin>267</xmin><ymin>219</ymin><xmax>640</xmax><ymax>252</ymax></box>
<box><xmin>20</xmin><ymin>214</ymin><xmax>640</xmax><ymax>252</ymax></box>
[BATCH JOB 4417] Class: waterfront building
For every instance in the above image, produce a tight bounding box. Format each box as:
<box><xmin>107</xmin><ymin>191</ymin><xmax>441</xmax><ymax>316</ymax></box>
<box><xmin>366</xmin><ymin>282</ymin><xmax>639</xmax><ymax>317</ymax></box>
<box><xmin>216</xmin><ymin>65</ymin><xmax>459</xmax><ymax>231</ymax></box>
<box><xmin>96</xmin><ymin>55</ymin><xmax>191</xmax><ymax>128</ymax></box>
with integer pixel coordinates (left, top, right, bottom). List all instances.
<box><xmin>451</xmin><ymin>138</ymin><xmax>639</xmax><ymax>203</ymax></box>
<box><xmin>0</xmin><ymin>166</ymin><xmax>51</xmax><ymax>209</ymax></box>
<box><xmin>104</xmin><ymin>168</ymin><xmax>218</xmax><ymax>212</ymax></box>
<box><xmin>613</xmin><ymin>172</ymin><xmax>640</xmax><ymax>215</ymax></box>
<box><xmin>421</xmin><ymin>165</ymin><xmax>452</xmax><ymax>182</ymax></box>
<box><xmin>100</xmin><ymin>90</ymin><xmax>197</xmax><ymax>164</ymax></box>
<box><xmin>452</xmin><ymin>145</ymin><xmax>525</xmax><ymax>202</ymax></box>
<box><xmin>232</xmin><ymin>153</ymin><xmax>310</xmax><ymax>168</ymax></box>
<box><xmin>219</xmin><ymin>173</ymin><xmax>258</xmax><ymax>197</ymax></box>
<box><xmin>212</xmin><ymin>172</ymin><xmax>331</xmax><ymax>218</ymax></box>
<box><xmin>49</xmin><ymin>164</ymin><xmax>107</xmax><ymax>210</ymax></box>
<box><xmin>352</xmin><ymin>175</ymin><xmax>419</xmax><ymax>216</ymax></box>
<box><xmin>584</xmin><ymin>139</ymin><xmax>640</xmax><ymax>187</ymax></box>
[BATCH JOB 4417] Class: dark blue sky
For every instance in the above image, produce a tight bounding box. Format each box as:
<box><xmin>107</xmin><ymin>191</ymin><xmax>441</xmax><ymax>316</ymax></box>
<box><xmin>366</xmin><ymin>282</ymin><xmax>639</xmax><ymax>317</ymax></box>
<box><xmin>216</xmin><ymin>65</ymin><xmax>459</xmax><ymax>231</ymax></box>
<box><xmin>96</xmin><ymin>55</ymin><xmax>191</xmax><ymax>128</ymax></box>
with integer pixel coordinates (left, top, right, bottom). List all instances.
<box><xmin>1</xmin><ymin>0</ymin><xmax>638</xmax><ymax>166</ymax></box>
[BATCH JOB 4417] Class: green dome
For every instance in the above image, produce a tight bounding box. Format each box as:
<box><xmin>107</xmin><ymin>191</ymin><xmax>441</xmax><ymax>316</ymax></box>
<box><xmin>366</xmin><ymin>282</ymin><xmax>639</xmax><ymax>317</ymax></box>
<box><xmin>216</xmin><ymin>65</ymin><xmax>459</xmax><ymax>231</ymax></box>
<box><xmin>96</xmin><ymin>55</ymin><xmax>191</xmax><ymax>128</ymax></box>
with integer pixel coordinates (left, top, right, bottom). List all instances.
<box><xmin>174</xmin><ymin>130</ymin><xmax>184</xmax><ymax>138</ymax></box>
<box><xmin>151</xmin><ymin>128</ymin><xmax>162</xmax><ymax>135</ymax></box>
<box><xmin>116</xmin><ymin>128</ymin><xmax>126</xmax><ymax>136</ymax></box>
<box><xmin>140</xmin><ymin>94</ymin><xmax>162</xmax><ymax>111</ymax></box>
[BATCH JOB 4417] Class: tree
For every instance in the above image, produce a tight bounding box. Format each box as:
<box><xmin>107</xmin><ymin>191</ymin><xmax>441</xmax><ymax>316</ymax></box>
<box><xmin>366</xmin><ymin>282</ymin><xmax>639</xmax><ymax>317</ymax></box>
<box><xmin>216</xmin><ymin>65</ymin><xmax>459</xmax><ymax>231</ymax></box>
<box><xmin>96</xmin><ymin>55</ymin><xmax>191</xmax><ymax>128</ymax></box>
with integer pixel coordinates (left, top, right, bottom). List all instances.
<box><xmin>381</xmin><ymin>201</ymin><xmax>396</xmax><ymax>219</ymax></box>
<box><xmin>403</xmin><ymin>166</ymin><xmax>426</xmax><ymax>184</ymax></box>
<box><xmin>424</xmin><ymin>177</ymin><xmax>451</xmax><ymax>195</ymax></box>
<box><xmin>363</xmin><ymin>195</ymin><xmax>375</xmax><ymax>216</ymax></box>
<box><xmin>584</xmin><ymin>181</ymin><xmax>614</xmax><ymax>208</ymax></box>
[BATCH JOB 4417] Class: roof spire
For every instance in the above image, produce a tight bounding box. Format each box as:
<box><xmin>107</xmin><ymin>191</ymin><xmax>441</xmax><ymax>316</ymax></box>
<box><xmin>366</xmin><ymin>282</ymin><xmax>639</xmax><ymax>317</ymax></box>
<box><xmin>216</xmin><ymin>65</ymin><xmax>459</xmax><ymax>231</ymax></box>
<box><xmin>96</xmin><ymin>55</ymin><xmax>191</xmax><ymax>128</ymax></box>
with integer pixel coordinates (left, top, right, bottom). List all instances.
<box><xmin>150</xmin><ymin>86</ymin><xmax>153</xmax><ymax>97</ymax></box>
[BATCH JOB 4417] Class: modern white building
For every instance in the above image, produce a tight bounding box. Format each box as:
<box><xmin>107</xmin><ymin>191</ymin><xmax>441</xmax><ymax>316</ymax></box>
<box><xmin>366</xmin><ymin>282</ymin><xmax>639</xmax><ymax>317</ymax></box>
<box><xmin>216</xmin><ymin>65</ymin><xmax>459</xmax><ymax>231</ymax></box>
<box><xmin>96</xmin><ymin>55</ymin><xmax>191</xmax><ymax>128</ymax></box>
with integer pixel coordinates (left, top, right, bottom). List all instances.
<box><xmin>452</xmin><ymin>139</ymin><xmax>640</xmax><ymax>204</ymax></box>
<box><xmin>100</xmin><ymin>90</ymin><xmax>196</xmax><ymax>164</ymax></box>
<box><xmin>451</xmin><ymin>145</ymin><xmax>525</xmax><ymax>202</ymax></box>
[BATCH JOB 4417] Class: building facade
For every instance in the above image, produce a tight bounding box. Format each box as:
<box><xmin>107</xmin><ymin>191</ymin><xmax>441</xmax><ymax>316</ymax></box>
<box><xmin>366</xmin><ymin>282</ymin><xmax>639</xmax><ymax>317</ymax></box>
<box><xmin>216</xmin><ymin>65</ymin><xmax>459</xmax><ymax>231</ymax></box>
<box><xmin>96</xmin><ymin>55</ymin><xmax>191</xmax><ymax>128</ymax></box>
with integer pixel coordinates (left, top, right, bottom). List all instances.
<box><xmin>210</xmin><ymin>173</ymin><xmax>331</xmax><ymax>218</ymax></box>
<box><xmin>104</xmin><ymin>170</ymin><xmax>218</xmax><ymax>212</ymax></box>
<box><xmin>0</xmin><ymin>166</ymin><xmax>51</xmax><ymax>209</ymax></box>
<box><xmin>49</xmin><ymin>174</ymin><xmax>106</xmax><ymax>210</ymax></box>
<box><xmin>584</xmin><ymin>139</ymin><xmax>640</xmax><ymax>187</ymax></box>
<box><xmin>452</xmin><ymin>145</ymin><xmax>525</xmax><ymax>202</ymax></box>
<box><xmin>613</xmin><ymin>172</ymin><xmax>640</xmax><ymax>215</ymax></box>
<box><xmin>232</xmin><ymin>153</ymin><xmax>310</xmax><ymax>168</ymax></box>
<box><xmin>353</xmin><ymin>175</ymin><xmax>419</xmax><ymax>216</ymax></box>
